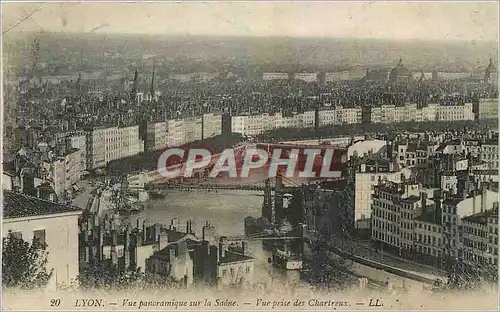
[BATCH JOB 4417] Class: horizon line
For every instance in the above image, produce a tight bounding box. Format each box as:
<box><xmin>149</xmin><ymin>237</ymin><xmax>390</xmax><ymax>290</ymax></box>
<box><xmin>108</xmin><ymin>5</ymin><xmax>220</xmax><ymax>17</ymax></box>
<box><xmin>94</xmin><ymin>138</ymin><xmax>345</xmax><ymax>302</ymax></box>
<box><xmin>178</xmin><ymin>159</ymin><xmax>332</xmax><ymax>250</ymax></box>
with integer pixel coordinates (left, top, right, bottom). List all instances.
<box><xmin>4</xmin><ymin>30</ymin><xmax>498</xmax><ymax>45</ymax></box>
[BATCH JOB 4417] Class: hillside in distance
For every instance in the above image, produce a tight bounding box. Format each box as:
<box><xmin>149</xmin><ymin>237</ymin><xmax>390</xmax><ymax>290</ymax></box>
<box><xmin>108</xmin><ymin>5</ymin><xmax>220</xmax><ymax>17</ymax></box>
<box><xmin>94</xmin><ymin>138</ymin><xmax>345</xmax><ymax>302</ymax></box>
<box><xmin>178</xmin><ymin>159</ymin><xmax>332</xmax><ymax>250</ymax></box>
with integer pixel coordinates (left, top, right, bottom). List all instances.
<box><xmin>3</xmin><ymin>32</ymin><xmax>498</xmax><ymax>74</ymax></box>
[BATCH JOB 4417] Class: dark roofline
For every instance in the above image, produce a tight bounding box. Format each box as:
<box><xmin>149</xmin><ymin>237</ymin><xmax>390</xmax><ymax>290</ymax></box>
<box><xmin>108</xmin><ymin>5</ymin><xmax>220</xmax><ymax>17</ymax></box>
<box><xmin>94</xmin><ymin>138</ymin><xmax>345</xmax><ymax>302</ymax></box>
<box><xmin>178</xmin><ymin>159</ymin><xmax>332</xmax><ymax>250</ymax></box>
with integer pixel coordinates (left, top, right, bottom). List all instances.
<box><xmin>3</xmin><ymin>190</ymin><xmax>82</xmax><ymax>219</ymax></box>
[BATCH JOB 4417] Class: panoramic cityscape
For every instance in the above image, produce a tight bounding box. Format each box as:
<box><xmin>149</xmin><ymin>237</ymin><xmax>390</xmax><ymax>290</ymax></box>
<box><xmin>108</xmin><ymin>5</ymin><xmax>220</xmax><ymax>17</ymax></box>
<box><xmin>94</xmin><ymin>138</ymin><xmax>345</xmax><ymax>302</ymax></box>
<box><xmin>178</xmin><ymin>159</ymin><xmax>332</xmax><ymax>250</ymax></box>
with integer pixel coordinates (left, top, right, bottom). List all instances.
<box><xmin>1</xmin><ymin>2</ymin><xmax>499</xmax><ymax>311</ymax></box>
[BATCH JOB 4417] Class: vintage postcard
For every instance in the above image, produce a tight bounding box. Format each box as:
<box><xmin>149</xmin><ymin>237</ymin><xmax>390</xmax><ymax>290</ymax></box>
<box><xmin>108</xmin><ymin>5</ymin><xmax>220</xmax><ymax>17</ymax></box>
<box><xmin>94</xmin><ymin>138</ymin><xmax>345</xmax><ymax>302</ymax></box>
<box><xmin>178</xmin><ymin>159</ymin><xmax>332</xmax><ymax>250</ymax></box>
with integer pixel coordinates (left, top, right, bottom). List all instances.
<box><xmin>1</xmin><ymin>1</ymin><xmax>499</xmax><ymax>311</ymax></box>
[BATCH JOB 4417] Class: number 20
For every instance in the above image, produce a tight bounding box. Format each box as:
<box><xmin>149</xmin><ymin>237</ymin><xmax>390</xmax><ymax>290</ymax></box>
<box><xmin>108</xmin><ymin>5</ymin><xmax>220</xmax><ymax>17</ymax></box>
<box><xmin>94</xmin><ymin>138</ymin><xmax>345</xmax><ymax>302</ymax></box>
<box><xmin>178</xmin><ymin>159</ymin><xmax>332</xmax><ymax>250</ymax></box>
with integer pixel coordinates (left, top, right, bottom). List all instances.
<box><xmin>50</xmin><ymin>299</ymin><xmax>61</xmax><ymax>307</ymax></box>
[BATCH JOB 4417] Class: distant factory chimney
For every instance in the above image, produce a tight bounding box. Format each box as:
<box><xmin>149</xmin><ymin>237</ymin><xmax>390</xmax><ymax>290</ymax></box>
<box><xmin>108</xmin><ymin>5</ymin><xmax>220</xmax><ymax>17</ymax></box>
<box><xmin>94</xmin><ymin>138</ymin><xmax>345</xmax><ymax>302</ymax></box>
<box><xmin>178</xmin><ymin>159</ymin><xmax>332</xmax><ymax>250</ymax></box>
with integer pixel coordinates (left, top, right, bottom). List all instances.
<box><xmin>150</xmin><ymin>64</ymin><xmax>155</xmax><ymax>100</ymax></box>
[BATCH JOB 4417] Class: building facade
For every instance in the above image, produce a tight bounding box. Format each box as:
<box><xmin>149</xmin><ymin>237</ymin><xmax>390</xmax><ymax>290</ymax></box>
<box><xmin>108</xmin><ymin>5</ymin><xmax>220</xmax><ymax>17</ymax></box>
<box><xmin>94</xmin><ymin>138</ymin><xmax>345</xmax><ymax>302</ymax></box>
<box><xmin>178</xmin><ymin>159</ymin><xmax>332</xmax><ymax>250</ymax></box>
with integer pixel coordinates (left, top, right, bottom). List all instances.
<box><xmin>3</xmin><ymin>191</ymin><xmax>82</xmax><ymax>290</ymax></box>
<box><xmin>85</xmin><ymin>125</ymin><xmax>144</xmax><ymax>170</ymax></box>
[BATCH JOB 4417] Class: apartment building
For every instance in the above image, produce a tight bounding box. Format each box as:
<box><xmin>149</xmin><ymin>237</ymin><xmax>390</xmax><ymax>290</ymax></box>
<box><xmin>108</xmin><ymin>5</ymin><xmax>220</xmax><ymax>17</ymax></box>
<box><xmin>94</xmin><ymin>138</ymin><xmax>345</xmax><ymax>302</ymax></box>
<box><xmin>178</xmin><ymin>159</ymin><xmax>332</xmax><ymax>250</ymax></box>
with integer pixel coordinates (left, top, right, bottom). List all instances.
<box><xmin>441</xmin><ymin>188</ymin><xmax>498</xmax><ymax>261</ymax></box>
<box><xmin>325</xmin><ymin>71</ymin><xmax>351</xmax><ymax>82</ymax></box>
<box><xmin>183</xmin><ymin>116</ymin><xmax>203</xmax><ymax>144</ymax></box>
<box><xmin>413</xmin><ymin>201</ymin><xmax>444</xmax><ymax>264</ymax></box>
<box><xmin>3</xmin><ymin>190</ymin><xmax>82</xmax><ymax>290</ymax></box>
<box><xmin>231</xmin><ymin>114</ymin><xmax>267</xmax><ymax>137</ymax></box>
<box><xmin>461</xmin><ymin>208</ymin><xmax>496</xmax><ymax>267</ymax></box>
<box><xmin>354</xmin><ymin>159</ymin><xmax>411</xmax><ymax>222</ymax></box>
<box><xmin>262</xmin><ymin>73</ymin><xmax>289</xmax><ymax>81</ymax></box>
<box><xmin>85</xmin><ymin>125</ymin><xmax>144</xmax><ymax>170</ymax></box>
<box><xmin>394</xmin><ymin>140</ymin><xmax>433</xmax><ymax>167</ymax></box>
<box><xmin>480</xmin><ymin>138</ymin><xmax>499</xmax><ymax>171</ymax></box>
<box><xmin>202</xmin><ymin>113</ymin><xmax>222</xmax><ymax>139</ymax></box>
<box><xmin>42</xmin><ymin>147</ymin><xmax>83</xmax><ymax>199</ymax></box>
<box><xmin>477</xmin><ymin>98</ymin><xmax>498</xmax><ymax>120</ymax></box>
<box><xmin>337</xmin><ymin>106</ymin><xmax>362</xmax><ymax>124</ymax></box>
<box><xmin>145</xmin><ymin>122</ymin><xmax>167</xmax><ymax>152</ymax></box>
<box><xmin>293</xmin><ymin>72</ymin><xmax>318</xmax><ymax>83</ymax></box>
<box><xmin>371</xmin><ymin>181</ymin><xmax>439</xmax><ymax>256</ymax></box>
<box><xmin>166</xmin><ymin>119</ymin><xmax>185</xmax><ymax>147</ymax></box>
<box><xmin>420</xmin><ymin>104</ymin><xmax>439</xmax><ymax>122</ymax></box>
<box><xmin>436</xmin><ymin>103</ymin><xmax>474</xmax><ymax>122</ymax></box>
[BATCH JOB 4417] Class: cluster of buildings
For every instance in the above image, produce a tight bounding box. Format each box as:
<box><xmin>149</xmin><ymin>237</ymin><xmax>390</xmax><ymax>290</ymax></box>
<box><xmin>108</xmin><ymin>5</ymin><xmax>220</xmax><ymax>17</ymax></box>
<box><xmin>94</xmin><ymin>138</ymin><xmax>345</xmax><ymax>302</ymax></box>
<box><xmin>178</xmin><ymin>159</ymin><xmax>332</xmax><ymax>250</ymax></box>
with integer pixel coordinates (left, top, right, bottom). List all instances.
<box><xmin>346</xmin><ymin>129</ymin><xmax>499</xmax><ymax>271</ymax></box>
<box><xmin>302</xmin><ymin>128</ymin><xmax>498</xmax><ymax>276</ymax></box>
<box><xmin>371</xmin><ymin>181</ymin><xmax>498</xmax><ymax>269</ymax></box>
<box><xmin>2</xmin><ymin>188</ymin><xmax>255</xmax><ymax>290</ymax></box>
<box><xmin>11</xmin><ymin>112</ymin><xmax>223</xmax><ymax>186</ymax></box>
<box><xmin>145</xmin><ymin>113</ymin><xmax>222</xmax><ymax>151</ymax></box>
<box><xmin>4</xmin><ymin>142</ymin><xmax>84</xmax><ymax>202</ymax></box>
<box><xmin>229</xmin><ymin>98</ymin><xmax>497</xmax><ymax>137</ymax></box>
<box><xmin>262</xmin><ymin>58</ymin><xmax>497</xmax><ymax>84</ymax></box>
<box><xmin>79</xmin><ymin>215</ymin><xmax>255</xmax><ymax>289</ymax></box>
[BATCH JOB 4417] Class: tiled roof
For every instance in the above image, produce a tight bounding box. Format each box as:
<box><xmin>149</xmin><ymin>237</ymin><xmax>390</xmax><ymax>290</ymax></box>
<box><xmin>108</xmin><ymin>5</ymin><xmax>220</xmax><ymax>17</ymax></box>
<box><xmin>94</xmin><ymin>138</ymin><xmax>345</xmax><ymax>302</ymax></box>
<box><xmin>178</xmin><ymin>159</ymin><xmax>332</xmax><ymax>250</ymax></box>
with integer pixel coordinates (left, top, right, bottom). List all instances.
<box><xmin>219</xmin><ymin>250</ymin><xmax>253</xmax><ymax>264</ymax></box>
<box><xmin>401</xmin><ymin>195</ymin><xmax>420</xmax><ymax>203</ymax></box>
<box><xmin>442</xmin><ymin>197</ymin><xmax>463</xmax><ymax>206</ymax></box>
<box><xmin>3</xmin><ymin>190</ymin><xmax>82</xmax><ymax>219</ymax></box>
<box><xmin>463</xmin><ymin>207</ymin><xmax>498</xmax><ymax>224</ymax></box>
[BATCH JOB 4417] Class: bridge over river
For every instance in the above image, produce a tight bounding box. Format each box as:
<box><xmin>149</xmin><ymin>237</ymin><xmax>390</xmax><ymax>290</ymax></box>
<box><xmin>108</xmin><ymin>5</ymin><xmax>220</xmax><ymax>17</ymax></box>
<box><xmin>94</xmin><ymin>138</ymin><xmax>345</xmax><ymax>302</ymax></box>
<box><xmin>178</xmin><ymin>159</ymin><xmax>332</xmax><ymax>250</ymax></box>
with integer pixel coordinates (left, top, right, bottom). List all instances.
<box><xmin>127</xmin><ymin>141</ymin><xmax>347</xmax><ymax>188</ymax></box>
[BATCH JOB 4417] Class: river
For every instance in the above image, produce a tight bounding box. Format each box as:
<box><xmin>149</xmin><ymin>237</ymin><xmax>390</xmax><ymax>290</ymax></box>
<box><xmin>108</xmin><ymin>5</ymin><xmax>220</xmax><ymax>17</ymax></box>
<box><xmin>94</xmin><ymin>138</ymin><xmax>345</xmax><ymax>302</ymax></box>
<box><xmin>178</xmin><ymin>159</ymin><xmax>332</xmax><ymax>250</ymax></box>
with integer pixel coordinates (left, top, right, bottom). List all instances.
<box><xmin>123</xmin><ymin>189</ymin><xmax>301</xmax><ymax>287</ymax></box>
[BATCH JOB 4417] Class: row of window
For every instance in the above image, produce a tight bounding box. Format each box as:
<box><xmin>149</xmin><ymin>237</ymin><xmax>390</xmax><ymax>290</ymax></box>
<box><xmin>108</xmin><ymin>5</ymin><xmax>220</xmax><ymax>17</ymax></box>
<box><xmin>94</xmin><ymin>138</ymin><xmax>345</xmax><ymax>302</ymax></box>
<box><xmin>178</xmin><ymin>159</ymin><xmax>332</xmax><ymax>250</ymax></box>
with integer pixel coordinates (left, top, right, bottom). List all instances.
<box><xmin>463</xmin><ymin>252</ymin><xmax>498</xmax><ymax>265</ymax></box>
<box><xmin>221</xmin><ymin>266</ymin><xmax>251</xmax><ymax>277</ymax></box>
<box><xmin>10</xmin><ymin>229</ymin><xmax>46</xmax><ymax>247</ymax></box>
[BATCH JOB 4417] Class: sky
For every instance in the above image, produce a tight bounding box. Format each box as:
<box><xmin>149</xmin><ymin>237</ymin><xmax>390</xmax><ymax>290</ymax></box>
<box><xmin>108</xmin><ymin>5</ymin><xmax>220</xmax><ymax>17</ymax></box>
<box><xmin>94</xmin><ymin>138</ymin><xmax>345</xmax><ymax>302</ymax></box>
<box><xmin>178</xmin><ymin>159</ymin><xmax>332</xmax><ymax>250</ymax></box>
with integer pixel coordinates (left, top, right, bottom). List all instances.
<box><xmin>2</xmin><ymin>2</ymin><xmax>499</xmax><ymax>42</ymax></box>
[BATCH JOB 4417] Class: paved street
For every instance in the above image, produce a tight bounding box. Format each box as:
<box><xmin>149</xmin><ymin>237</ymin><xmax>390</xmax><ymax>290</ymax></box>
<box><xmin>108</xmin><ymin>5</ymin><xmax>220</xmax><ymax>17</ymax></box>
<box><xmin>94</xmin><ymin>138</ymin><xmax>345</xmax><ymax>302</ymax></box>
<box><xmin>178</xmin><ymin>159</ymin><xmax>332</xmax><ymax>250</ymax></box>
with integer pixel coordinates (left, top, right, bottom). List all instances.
<box><xmin>71</xmin><ymin>180</ymin><xmax>95</xmax><ymax>210</ymax></box>
<box><xmin>329</xmin><ymin>233</ymin><xmax>446</xmax><ymax>278</ymax></box>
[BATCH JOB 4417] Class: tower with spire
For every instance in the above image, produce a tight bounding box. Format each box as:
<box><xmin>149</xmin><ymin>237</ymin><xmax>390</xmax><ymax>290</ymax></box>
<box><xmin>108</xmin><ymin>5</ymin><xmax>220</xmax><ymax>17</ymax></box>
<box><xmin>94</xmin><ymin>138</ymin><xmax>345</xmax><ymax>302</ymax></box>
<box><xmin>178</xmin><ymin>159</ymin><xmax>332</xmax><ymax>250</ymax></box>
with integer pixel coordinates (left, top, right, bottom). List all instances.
<box><xmin>130</xmin><ymin>69</ymin><xmax>142</xmax><ymax>104</ymax></box>
<box><xmin>484</xmin><ymin>58</ymin><xmax>494</xmax><ymax>83</ymax></box>
<box><xmin>149</xmin><ymin>64</ymin><xmax>156</xmax><ymax>102</ymax></box>
<box><xmin>389</xmin><ymin>57</ymin><xmax>412</xmax><ymax>83</ymax></box>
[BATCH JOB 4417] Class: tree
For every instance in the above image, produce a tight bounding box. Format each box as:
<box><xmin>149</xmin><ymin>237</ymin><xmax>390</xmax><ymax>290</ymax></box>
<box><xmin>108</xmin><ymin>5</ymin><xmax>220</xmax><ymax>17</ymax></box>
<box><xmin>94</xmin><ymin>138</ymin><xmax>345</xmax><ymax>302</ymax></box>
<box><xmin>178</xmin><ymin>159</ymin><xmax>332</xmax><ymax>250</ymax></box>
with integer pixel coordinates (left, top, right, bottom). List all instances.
<box><xmin>307</xmin><ymin>240</ymin><xmax>355</xmax><ymax>290</ymax></box>
<box><xmin>2</xmin><ymin>231</ymin><xmax>52</xmax><ymax>289</ymax></box>
<box><xmin>78</xmin><ymin>262</ymin><xmax>178</xmax><ymax>290</ymax></box>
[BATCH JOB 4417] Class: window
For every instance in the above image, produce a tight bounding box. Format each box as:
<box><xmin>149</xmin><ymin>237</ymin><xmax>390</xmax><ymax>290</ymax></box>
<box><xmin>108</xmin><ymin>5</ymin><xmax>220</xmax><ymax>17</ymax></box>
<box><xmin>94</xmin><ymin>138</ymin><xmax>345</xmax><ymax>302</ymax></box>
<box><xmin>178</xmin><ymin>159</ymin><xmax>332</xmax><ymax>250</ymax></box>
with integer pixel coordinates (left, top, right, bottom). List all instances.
<box><xmin>33</xmin><ymin>229</ymin><xmax>46</xmax><ymax>248</ymax></box>
<box><xmin>222</xmin><ymin>269</ymin><xmax>227</xmax><ymax>277</ymax></box>
<box><xmin>246</xmin><ymin>266</ymin><xmax>251</xmax><ymax>273</ymax></box>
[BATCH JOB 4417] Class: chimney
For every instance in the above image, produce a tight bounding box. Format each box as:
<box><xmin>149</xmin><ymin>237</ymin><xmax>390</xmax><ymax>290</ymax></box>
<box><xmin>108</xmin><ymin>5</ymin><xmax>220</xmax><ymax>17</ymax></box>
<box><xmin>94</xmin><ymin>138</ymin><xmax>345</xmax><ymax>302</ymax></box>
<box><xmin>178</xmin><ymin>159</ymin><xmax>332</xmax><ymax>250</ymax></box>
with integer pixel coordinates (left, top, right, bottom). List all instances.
<box><xmin>93</xmin><ymin>213</ymin><xmax>99</xmax><ymax>228</ymax></box>
<box><xmin>84</xmin><ymin>246</ymin><xmax>90</xmax><ymax>263</ymax></box>
<box><xmin>186</xmin><ymin>221</ymin><xmax>191</xmax><ymax>234</ymax></box>
<box><xmin>154</xmin><ymin>223</ymin><xmax>161</xmax><ymax>242</ymax></box>
<box><xmin>202</xmin><ymin>223</ymin><xmax>216</xmax><ymax>244</ymax></box>
<box><xmin>434</xmin><ymin>195</ymin><xmax>442</xmax><ymax>224</ymax></box>
<box><xmin>242</xmin><ymin>241</ymin><xmax>247</xmax><ymax>255</ymax></box>
<box><xmin>481</xmin><ymin>186</ymin><xmax>487</xmax><ymax>213</ymax></box>
<box><xmin>142</xmin><ymin>220</ymin><xmax>147</xmax><ymax>243</ymax></box>
<box><xmin>110</xmin><ymin>230</ymin><xmax>118</xmax><ymax>266</ymax></box>
<box><xmin>83</xmin><ymin>224</ymin><xmax>89</xmax><ymax>242</ymax></box>
<box><xmin>360</xmin><ymin>163</ymin><xmax>366</xmax><ymax>172</ymax></box>
<box><xmin>103</xmin><ymin>214</ymin><xmax>110</xmax><ymax>231</ymax></box>
<box><xmin>169</xmin><ymin>248</ymin><xmax>176</xmax><ymax>260</ymax></box>
<box><xmin>173</xmin><ymin>218</ymin><xmax>179</xmax><ymax>231</ymax></box>
<box><xmin>472</xmin><ymin>189</ymin><xmax>477</xmax><ymax>215</ymax></box>
<box><xmin>421</xmin><ymin>192</ymin><xmax>427</xmax><ymax>214</ymax></box>
<box><xmin>111</xmin><ymin>229</ymin><xmax>118</xmax><ymax>246</ymax></box>
<box><xmin>124</xmin><ymin>225</ymin><xmax>131</xmax><ymax>270</ymax></box>
<box><xmin>190</xmin><ymin>220</ymin><xmax>195</xmax><ymax>235</ymax></box>
<box><xmin>219</xmin><ymin>237</ymin><xmax>227</xmax><ymax>259</ymax></box>
<box><xmin>158</xmin><ymin>233</ymin><xmax>169</xmax><ymax>250</ymax></box>
<box><xmin>98</xmin><ymin>222</ymin><xmax>104</xmax><ymax>261</ymax></box>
